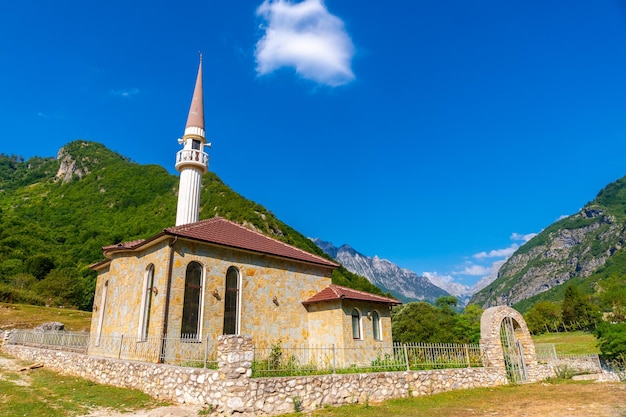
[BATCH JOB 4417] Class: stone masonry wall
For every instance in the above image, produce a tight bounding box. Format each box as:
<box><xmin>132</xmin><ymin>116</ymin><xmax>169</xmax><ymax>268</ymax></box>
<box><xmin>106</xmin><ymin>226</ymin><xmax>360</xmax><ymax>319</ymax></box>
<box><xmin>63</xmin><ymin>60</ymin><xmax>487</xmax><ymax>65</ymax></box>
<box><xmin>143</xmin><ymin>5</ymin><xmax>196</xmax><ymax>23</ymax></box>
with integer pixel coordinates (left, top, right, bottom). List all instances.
<box><xmin>4</xmin><ymin>335</ymin><xmax>508</xmax><ymax>416</ymax></box>
<box><xmin>5</xmin><ymin>333</ymin><xmax>599</xmax><ymax>416</ymax></box>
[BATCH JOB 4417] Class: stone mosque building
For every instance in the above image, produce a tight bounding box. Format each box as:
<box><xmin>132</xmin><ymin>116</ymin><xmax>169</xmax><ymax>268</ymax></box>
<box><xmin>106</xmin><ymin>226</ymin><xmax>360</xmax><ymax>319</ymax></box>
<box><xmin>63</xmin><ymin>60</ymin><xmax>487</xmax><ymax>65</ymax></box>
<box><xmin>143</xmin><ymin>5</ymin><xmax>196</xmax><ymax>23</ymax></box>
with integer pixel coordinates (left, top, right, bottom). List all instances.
<box><xmin>88</xmin><ymin>57</ymin><xmax>400</xmax><ymax>363</ymax></box>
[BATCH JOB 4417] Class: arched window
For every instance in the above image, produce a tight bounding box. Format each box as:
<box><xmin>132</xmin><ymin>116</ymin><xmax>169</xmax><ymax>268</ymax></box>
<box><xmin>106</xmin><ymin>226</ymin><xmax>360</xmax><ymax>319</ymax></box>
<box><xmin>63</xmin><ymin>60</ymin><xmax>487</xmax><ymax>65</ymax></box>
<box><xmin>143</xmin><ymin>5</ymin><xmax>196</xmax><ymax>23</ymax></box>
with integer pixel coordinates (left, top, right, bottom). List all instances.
<box><xmin>223</xmin><ymin>267</ymin><xmax>240</xmax><ymax>335</ymax></box>
<box><xmin>138</xmin><ymin>264</ymin><xmax>154</xmax><ymax>341</ymax></box>
<box><xmin>371</xmin><ymin>310</ymin><xmax>381</xmax><ymax>341</ymax></box>
<box><xmin>351</xmin><ymin>308</ymin><xmax>361</xmax><ymax>340</ymax></box>
<box><xmin>181</xmin><ymin>262</ymin><xmax>203</xmax><ymax>339</ymax></box>
<box><xmin>95</xmin><ymin>280</ymin><xmax>108</xmax><ymax>346</ymax></box>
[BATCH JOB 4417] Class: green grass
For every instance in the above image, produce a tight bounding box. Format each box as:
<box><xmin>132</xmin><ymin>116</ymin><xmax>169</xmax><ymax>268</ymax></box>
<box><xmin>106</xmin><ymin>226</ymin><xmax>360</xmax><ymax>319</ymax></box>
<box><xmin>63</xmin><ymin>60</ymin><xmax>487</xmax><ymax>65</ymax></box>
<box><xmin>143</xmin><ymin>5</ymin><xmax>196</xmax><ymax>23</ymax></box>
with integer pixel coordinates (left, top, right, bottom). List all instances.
<box><xmin>0</xmin><ymin>302</ymin><xmax>92</xmax><ymax>332</ymax></box>
<box><xmin>531</xmin><ymin>331</ymin><xmax>599</xmax><ymax>355</ymax></box>
<box><xmin>0</xmin><ymin>356</ymin><xmax>167</xmax><ymax>416</ymax></box>
<box><xmin>277</xmin><ymin>380</ymin><xmax>625</xmax><ymax>417</ymax></box>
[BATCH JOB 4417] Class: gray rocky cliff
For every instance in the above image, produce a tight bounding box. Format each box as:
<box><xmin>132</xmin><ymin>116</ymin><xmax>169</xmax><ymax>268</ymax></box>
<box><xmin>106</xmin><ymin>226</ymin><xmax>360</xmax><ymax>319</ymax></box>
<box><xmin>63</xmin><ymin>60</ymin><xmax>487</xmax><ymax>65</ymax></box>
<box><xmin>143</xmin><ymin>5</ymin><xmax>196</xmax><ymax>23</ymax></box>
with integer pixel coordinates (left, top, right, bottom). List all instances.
<box><xmin>471</xmin><ymin>208</ymin><xmax>626</xmax><ymax>307</ymax></box>
<box><xmin>312</xmin><ymin>239</ymin><xmax>451</xmax><ymax>304</ymax></box>
<box><xmin>55</xmin><ymin>146</ymin><xmax>92</xmax><ymax>183</ymax></box>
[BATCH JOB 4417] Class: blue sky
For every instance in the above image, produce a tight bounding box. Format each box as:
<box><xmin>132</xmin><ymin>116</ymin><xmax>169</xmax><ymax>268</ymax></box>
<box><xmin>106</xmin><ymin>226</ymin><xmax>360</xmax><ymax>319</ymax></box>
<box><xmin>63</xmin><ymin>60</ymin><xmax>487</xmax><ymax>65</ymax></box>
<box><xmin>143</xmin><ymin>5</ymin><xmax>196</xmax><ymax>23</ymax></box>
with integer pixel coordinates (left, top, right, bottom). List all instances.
<box><xmin>2</xmin><ymin>1</ymin><xmax>626</xmax><ymax>294</ymax></box>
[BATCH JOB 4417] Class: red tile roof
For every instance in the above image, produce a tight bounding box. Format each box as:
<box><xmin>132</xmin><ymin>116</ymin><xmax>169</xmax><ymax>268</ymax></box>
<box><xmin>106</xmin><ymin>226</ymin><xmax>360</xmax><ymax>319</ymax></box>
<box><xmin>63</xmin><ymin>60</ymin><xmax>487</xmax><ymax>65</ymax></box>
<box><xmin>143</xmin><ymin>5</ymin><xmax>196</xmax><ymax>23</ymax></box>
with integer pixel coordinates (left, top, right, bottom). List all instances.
<box><xmin>102</xmin><ymin>239</ymin><xmax>146</xmax><ymax>252</ymax></box>
<box><xmin>303</xmin><ymin>284</ymin><xmax>401</xmax><ymax>306</ymax></box>
<box><xmin>102</xmin><ymin>217</ymin><xmax>339</xmax><ymax>269</ymax></box>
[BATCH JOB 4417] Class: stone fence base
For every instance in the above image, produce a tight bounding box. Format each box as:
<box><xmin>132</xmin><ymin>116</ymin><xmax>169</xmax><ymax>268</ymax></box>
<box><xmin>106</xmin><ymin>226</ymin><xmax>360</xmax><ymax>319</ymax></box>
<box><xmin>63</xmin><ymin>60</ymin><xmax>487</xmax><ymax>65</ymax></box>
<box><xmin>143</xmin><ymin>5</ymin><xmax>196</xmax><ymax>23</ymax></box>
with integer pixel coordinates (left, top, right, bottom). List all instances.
<box><xmin>3</xmin><ymin>331</ymin><xmax>603</xmax><ymax>416</ymax></box>
<box><xmin>4</xmin><ymin>343</ymin><xmax>507</xmax><ymax>416</ymax></box>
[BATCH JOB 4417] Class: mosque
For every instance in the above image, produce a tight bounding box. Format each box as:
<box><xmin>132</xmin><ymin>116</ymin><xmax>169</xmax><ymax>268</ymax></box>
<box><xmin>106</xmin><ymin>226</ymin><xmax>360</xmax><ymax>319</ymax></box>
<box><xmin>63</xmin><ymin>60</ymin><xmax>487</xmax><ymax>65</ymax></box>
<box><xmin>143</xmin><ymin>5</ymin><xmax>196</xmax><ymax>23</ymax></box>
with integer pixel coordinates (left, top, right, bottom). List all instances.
<box><xmin>88</xmin><ymin>57</ymin><xmax>400</xmax><ymax>363</ymax></box>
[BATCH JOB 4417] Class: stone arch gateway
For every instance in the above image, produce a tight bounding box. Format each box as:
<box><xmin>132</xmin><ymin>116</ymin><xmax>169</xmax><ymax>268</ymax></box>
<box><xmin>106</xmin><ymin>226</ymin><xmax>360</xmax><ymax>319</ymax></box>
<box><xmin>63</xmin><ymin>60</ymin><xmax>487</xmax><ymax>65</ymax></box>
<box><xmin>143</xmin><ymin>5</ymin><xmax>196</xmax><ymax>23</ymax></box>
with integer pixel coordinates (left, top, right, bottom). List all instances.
<box><xmin>480</xmin><ymin>306</ymin><xmax>539</xmax><ymax>383</ymax></box>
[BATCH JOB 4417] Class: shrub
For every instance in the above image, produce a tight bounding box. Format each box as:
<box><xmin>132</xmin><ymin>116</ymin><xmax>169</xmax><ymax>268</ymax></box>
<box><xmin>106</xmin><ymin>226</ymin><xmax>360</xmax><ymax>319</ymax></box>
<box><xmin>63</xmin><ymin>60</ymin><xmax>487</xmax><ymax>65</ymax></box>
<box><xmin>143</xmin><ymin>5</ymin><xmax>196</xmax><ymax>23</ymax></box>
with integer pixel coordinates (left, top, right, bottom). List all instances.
<box><xmin>595</xmin><ymin>322</ymin><xmax>626</xmax><ymax>360</ymax></box>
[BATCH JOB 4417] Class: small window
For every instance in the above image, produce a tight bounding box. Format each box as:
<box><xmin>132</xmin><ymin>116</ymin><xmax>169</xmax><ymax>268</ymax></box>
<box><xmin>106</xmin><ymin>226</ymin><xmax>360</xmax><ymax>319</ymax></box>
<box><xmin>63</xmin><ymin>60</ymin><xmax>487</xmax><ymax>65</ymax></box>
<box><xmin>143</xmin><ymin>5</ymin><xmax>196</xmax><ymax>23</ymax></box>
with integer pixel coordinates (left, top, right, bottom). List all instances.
<box><xmin>95</xmin><ymin>281</ymin><xmax>109</xmax><ymax>346</ymax></box>
<box><xmin>138</xmin><ymin>264</ymin><xmax>154</xmax><ymax>341</ymax></box>
<box><xmin>351</xmin><ymin>309</ymin><xmax>361</xmax><ymax>339</ymax></box>
<box><xmin>372</xmin><ymin>310</ymin><xmax>381</xmax><ymax>340</ymax></box>
<box><xmin>192</xmin><ymin>140</ymin><xmax>201</xmax><ymax>150</ymax></box>
<box><xmin>181</xmin><ymin>262</ymin><xmax>203</xmax><ymax>339</ymax></box>
<box><xmin>223</xmin><ymin>267</ymin><xmax>240</xmax><ymax>335</ymax></box>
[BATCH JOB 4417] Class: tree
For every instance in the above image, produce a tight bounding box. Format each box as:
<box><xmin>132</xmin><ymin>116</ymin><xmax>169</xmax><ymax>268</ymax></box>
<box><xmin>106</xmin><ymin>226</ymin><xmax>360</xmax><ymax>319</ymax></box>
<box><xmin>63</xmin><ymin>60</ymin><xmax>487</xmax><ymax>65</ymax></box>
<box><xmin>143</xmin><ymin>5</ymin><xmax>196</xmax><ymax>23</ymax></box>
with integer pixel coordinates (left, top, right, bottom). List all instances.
<box><xmin>599</xmin><ymin>274</ymin><xmax>626</xmax><ymax>322</ymax></box>
<box><xmin>524</xmin><ymin>301</ymin><xmax>562</xmax><ymax>334</ymax></box>
<box><xmin>25</xmin><ymin>254</ymin><xmax>55</xmax><ymax>281</ymax></box>
<box><xmin>392</xmin><ymin>302</ymin><xmax>444</xmax><ymax>343</ymax></box>
<box><xmin>595</xmin><ymin>322</ymin><xmax>626</xmax><ymax>360</ymax></box>
<box><xmin>392</xmin><ymin>300</ymin><xmax>481</xmax><ymax>344</ymax></box>
<box><xmin>435</xmin><ymin>295</ymin><xmax>459</xmax><ymax>313</ymax></box>
<box><xmin>32</xmin><ymin>267</ymin><xmax>90</xmax><ymax>309</ymax></box>
<box><xmin>561</xmin><ymin>284</ymin><xmax>601</xmax><ymax>330</ymax></box>
<box><xmin>457</xmin><ymin>304</ymin><xmax>484</xmax><ymax>343</ymax></box>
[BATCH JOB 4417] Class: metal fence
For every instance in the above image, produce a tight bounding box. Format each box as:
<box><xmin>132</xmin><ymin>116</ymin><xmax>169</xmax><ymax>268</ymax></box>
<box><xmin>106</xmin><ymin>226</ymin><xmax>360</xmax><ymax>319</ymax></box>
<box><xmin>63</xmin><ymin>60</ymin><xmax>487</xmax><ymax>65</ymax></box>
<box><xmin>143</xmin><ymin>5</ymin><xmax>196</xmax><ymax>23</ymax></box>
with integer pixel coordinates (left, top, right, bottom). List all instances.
<box><xmin>535</xmin><ymin>343</ymin><xmax>602</xmax><ymax>374</ymax></box>
<box><xmin>6</xmin><ymin>330</ymin><xmax>218</xmax><ymax>369</ymax></box>
<box><xmin>535</xmin><ymin>343</ymin><xmax>558</xmax><ymax>361</ymax></box>
<box><xmin>6</xmin><ymin>330</ymin><xmax>483</xmax><ymax>375</ymax></box>
<box><xmin>7</xmin><ymin>329</ymin><xmax>89</xmax><ymax>353</ymax></box>
<box><xmin>252</xmin><ymin>342</ymin><xmax>484</xmax><ymax>376</ymax></box>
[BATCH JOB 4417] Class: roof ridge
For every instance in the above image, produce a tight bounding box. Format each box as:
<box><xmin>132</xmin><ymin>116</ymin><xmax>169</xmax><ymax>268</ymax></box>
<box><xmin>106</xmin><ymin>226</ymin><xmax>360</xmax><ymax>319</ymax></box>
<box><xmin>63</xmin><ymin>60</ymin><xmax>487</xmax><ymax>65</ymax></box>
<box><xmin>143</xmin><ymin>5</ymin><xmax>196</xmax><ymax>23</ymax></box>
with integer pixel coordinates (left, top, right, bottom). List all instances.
<box><xmin>207</xmin><ymin>217</ymin><xmax>337</xmax><ymax>266</ymax></box>
<box><xmin>330</xmin><ymin>283</ymin><xmax>400</xmax><ymax>302</ymax></box>
<box><xmin>329</xmin><ymin>284</ymin><xmax>343</xmax><ymax>298</ymax></box>
<box><xmin>165</xmin><ymin>216</ymin><xmax>219</xmax><ymax>232</ymax></box>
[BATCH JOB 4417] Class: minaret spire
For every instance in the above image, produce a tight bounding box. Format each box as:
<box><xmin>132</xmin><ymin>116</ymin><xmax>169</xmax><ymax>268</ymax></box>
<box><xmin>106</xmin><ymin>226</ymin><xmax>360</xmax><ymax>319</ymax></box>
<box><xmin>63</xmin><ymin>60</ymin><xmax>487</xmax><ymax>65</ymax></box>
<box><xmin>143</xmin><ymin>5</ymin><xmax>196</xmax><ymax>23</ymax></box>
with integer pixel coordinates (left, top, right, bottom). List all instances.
<box><xmin>175</xmin><ymin>55</ymin><xmax>210</xmax><ymax>226</ymax></box>
<box><xmin>185</xmin><ymin>53</ymin><xmax>204</xmax><ymax>135</ymax></box>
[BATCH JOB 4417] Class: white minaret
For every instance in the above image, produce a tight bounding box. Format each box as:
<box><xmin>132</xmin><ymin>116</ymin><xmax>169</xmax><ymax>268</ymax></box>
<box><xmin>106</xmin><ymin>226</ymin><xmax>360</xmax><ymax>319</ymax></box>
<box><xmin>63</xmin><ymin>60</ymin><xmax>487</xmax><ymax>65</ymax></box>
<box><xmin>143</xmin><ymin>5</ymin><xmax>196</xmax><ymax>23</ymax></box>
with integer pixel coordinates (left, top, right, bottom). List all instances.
<box><xmin>175</xmin><ymin>55</ymin><xmax>210</xmax><ymax>226</ymax></box>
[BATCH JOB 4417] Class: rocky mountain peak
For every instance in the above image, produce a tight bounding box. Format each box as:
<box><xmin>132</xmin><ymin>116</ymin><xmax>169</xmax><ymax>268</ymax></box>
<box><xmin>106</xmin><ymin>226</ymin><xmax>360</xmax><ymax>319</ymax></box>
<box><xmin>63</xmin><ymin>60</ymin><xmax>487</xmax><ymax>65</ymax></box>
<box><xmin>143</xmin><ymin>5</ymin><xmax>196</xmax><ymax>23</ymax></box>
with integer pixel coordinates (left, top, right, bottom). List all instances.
<box><xmin>55</xmin><ymin>144</ymin><xmax>92</xmax><ymax>184</ymax></box>
<box><xmin>312</xmin><ymin>238</ymin><xmax>452</xmax><ymax>304</ymax></box>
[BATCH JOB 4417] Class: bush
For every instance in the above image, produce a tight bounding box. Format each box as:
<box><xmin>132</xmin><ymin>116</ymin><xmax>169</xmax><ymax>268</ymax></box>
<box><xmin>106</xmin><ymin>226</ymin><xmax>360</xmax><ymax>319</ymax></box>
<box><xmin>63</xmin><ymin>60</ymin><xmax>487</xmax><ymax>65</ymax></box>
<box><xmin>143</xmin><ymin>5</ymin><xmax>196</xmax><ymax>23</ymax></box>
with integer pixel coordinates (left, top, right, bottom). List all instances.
<box><xmin>595</xmin><ymin>321</ymin><xmax>626</xmax><ymax>360</ymax></box>
<box><xmin>524</xmin><ymin>301</ymin><xmax>562</xmax><ymax>334</ymax></box>
<box><xmin>0</xmin><ymin>283</ymin><xmax>46</xmax><ymax>305</ymax></box>
<box><xmin>553</xmin><ymin>364</ymin><xmax>577</xmax><ymax>379</ymax></box>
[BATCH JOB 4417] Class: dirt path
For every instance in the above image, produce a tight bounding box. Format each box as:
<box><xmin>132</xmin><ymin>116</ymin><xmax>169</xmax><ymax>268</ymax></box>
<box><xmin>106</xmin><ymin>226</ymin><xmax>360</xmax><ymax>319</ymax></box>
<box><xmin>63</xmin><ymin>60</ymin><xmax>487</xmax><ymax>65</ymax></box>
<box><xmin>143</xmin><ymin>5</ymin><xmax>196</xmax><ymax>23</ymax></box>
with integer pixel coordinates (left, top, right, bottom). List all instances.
<box><xmin>78</xmin><ymin>405</ymin><xmax>202</xmax><ymax>417</ymax></box>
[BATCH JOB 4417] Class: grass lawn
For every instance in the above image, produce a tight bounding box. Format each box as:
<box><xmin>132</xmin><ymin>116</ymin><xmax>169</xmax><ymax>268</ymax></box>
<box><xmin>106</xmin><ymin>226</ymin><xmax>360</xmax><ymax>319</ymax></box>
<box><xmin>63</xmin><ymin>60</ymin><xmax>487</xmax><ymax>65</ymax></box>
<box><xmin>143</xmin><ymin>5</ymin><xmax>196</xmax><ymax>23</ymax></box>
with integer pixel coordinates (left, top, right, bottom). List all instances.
<box><xmin>532</xmin><ymin>330</ymin><xmax>599</xmax><ymax>355</ymax></box>
<box><xmin>0</xmin><ymin>303</ymin><xmax>92</xmax><ymax>332</ymax></box>
<box><xmin>0</xmin><ymin>354</ymin><xmax>167</xmax><ymax>417</ymax></box>
<box><xmin>278</xmin><ymin>380</ymin><xmax>626</xmax><ymax>417</ymax></box>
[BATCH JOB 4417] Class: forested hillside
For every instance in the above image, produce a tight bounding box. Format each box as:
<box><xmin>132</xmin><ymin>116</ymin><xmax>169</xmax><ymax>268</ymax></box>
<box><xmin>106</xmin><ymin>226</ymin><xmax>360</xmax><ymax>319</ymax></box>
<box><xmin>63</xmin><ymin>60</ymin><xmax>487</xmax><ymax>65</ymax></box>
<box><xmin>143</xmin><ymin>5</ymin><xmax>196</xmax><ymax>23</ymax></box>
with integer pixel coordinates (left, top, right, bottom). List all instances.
<box><xmin>0</xmin><ymin>141</ymin><xmax>383</xmax><ymax>310</ymax></box>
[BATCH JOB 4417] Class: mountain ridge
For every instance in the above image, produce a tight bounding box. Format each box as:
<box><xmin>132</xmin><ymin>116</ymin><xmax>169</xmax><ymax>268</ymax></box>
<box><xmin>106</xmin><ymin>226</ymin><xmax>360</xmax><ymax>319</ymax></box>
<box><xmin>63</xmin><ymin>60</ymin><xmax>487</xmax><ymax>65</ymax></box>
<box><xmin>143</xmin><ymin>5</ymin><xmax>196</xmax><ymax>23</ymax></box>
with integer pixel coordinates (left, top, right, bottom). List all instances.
<box><xmin>312</xmin><ymin>238</ymin><xmax>453</xmax><ymax>304</ymax></box>
<box><xmin>471</xmin><ymin>174</ymin><xmax>626</xmax><ymax>309</ymax></box>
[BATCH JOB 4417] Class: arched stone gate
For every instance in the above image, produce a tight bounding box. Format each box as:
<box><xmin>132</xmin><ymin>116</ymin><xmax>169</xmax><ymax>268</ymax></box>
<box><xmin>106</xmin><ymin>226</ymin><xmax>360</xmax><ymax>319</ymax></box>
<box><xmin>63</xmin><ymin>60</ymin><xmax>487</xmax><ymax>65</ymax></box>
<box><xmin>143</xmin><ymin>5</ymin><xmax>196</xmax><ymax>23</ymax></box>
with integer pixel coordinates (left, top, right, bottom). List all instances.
<box><xmin>480</xmin><ymin>306</ymin><xmax>540</xmax><ymax>383</ymax></box>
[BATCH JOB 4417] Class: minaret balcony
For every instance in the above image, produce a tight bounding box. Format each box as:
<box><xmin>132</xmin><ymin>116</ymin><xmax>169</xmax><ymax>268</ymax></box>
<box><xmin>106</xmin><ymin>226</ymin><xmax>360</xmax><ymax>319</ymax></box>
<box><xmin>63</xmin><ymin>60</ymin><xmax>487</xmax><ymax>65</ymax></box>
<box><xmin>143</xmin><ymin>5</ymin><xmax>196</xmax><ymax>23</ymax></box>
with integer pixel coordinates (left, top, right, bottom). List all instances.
<box><xmin>175</xmin><ymin>149</ymin><xmax>209</xmax><ymax>173</ymax></box>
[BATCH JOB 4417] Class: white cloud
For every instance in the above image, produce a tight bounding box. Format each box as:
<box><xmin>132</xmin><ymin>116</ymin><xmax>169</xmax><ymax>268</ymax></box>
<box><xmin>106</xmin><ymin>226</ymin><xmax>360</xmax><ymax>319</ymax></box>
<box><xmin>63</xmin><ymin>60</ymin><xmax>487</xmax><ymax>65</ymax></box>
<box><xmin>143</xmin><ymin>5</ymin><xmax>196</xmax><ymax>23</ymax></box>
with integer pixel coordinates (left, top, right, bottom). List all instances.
<box><xmin>473</xmin><ymin>232</ymin><xmax>537</xmax><ymax>260</ymax></box>
<box><xmin>36</xmin><ymin>111</ymin><xmax>64</xmax><ymax>119</ymax></box>
<box><xmin>423</xmin><ymin>272</ymin><xmax>472</xmax><ymax>297</ymax></box>
<box><xmin>453</xmin><ymin>264</ymin><xmax>492</xmax><ymax>276</ymax></box>
<box><xmin>255</xmin><ymin>0</ymin><xmax>355</xmax><ymax>86</ymax></box>
<box><xmin>511</xmin><ymin>232</ymin><xmax>537</xmax><ymax>242</ymax></box>
<box><xmin>472</xmin><ymin>259</ymin><xmax>506</xmax><ymax>292</ymax></box>
<box><xmin>424</xmin><ymin>230</ymin><xmax>541</xmax><ymax>296</ymax></box>
<box><xmin>110</xmin><ymin>88</ymin><xmax>139</xmax><ymax>98</ymax></box>
<box><xmin>473</xmin><ymin>245</ymin><xmax>519</xmax><ymax>259</ymax></box>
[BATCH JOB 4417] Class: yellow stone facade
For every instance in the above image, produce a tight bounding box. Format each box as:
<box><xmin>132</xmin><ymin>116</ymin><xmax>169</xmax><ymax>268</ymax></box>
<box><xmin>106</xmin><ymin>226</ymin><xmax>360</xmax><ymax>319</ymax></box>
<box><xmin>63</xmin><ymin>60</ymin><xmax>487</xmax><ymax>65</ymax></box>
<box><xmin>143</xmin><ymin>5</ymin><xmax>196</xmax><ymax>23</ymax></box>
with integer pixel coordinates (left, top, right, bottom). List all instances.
<box><xmin>89</xmin><ymin>236</ymin><xmax>395</xmax><ymax>362</ymax></box>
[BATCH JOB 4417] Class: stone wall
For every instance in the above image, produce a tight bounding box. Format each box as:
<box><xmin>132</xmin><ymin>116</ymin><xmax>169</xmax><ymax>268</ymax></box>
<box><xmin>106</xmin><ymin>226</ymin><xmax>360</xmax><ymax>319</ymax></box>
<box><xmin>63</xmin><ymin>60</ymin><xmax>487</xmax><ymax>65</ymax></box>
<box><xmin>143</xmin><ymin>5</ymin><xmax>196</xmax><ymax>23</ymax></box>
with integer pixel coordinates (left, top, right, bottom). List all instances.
<box><xmin>4</xmin><ymin>330</ymin><xmax>602</xmax><ymax>416</ymax></box>
<box><xmin>4</xmin><ymin>335</ymin><xmax>508</xmax><ymax>416</ymax></box>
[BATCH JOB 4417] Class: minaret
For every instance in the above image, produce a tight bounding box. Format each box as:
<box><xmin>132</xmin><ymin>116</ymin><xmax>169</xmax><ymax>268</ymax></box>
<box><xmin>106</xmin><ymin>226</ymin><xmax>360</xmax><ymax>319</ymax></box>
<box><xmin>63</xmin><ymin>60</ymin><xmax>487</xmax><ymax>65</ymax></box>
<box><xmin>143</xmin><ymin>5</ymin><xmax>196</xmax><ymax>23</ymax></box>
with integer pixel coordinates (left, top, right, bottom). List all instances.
<box><xmin>175</xmin><ymin>55</ymin><xmax>210</xmax><ymax>226</ymax></box>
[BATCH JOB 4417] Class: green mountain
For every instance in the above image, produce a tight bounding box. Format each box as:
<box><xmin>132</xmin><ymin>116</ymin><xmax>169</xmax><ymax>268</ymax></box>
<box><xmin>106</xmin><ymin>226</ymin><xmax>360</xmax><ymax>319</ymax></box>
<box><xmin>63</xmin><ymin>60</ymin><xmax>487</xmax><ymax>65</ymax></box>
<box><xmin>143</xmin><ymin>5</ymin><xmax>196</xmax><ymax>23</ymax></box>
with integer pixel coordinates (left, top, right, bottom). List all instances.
<box><xmin>471</xmin><ymin>174</ymin><xmax>626</xmax><ymax>312</ymax></box>
<box><xmin>0</xmin><ymin>141</ymin><xmax>383</xmax><ymax>310</ymax></box>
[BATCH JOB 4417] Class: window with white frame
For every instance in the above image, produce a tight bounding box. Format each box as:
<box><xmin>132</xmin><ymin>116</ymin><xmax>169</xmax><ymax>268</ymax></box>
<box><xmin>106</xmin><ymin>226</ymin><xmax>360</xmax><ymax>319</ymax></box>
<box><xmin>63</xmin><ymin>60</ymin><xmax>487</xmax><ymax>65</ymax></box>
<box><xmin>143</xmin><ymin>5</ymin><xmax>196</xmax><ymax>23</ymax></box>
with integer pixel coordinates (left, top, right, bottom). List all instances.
<box><xmin>181</xmin><ymin>262</ymin><xmax>203</xmax><ymax>339</ymax></box>
<box><xmin>351</xmin><ymin>308</ymin><xmax>362</xmax><ymax>339</ymax></box>
<box><xmin>95</xmin><ymin>280</ymin><xmax>108</xmax><ymax>346</ymax></box>
<box><xmin>138</xmin><ymin>264</ymin><xmax>154</xmax><ymax>341</ymax></box>
<box><xmin>371</xmin><ymin>310</ymin><xmax>381</xmax><ymax>340</ymax></box>
<box><xmin>223</xmin><ymin>266</ymin><xmax>240</xmax><ymax>335</ymax></box>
